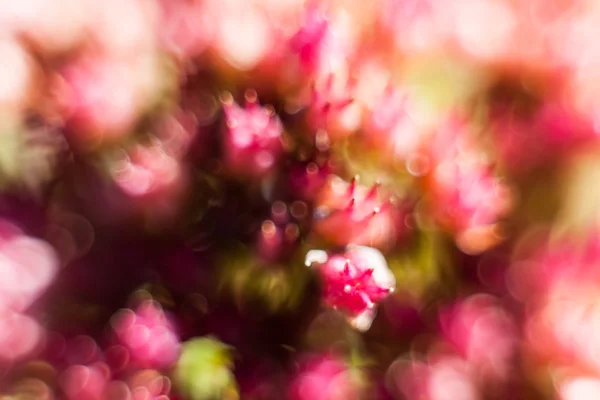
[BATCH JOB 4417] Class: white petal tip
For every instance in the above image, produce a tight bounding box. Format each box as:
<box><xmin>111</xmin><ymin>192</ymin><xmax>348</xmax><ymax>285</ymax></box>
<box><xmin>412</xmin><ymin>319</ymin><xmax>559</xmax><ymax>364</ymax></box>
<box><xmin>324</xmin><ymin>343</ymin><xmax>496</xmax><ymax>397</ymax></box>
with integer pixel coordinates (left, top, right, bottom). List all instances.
<box><xmin>348</xmin><ymin>308</ymin><xmax>377</xmax><ymax>332</ymax></box>
<box><xmin>305</xmin><ymin>249</ymin><xmax>328</xmax><ymax>267</ymax></box>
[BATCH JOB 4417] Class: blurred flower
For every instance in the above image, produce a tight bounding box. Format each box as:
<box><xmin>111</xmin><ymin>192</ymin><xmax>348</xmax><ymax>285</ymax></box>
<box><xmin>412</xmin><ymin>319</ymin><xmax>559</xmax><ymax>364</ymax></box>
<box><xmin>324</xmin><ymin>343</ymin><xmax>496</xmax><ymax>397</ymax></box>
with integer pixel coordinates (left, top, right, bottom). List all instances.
<box><xmin>86</xmin><ymin>0</ymin><xmax>156</xmax><ymax>56</ymax></box>
<box><xmin>527</xmin><ymin>282</ymin><xmax>600</xmax><ymax>375</ymax></box>
<box><xmin>208</xmin><ymin>0</ymin><xmax>278</xmax><ymax>71</ymax></box>
<box><xmin>490</xmin><ymin>97</ymin><xmax>596</xmax><ymax>172</ymax></box>
<box><xmin>0</xmin><ymin>310</ymin><xmax>43</xmax><ymax>363</ymax></box>
<box><xmin>54</xmin><ymin>53</ymin><xmax>163</xmax><ymax>147</ymax></box>
<box><xmin>124</xmin><ymin>369</ymin><xmax>172</xmax><ymax>400</ymax></box>
<box><xmin>290</xmin><ymin>5</ymin><xmax>347</xmax><ymax>78</ymax></box>
<box><xmin>380</xmin><ymin>0</ymin><xmax>443</xmax><ymax>53</ymax></box>
<box><xmin>221</xmin><ymin>90</ymin><xmax>283</xmax><ymax>178</ymax></box>
<box><xmin>289</xmin><ymin>353</ymin><xmax>366</xmax><ymax>400</ymax></box>
<box><xmin>439</xmin><ymin>294</ymin><xmax>517</xmax><ymax>381</ymax></box>
<box><xmin>59</xmin><ymin>362</ymin><xmax>111</xmax><ymax>400</ymax></box>
<box><xmin>388</xmin><ymin>356</ymin><xmax>480</xmax><ymax>400</ymax></box>
<box><xmin>313</xmin><ymin>175</ymin><xmax>397</xmax><ymax>249</ymax></box>
<box><xmin>0</xmin><ymin>219</ymin><xmax>58</xmax><ymax>313</ymax></box>
<box><xmin>289</xmin><ymin>161</ymin><xmax>332</xmax><ymax>202</ymax></box>
<box><xmin>518</xmin><ymin>235</ymin><xmax>600</xmax><ymax>376</ymax></box>
<box><xmin>156</xmin><ymin>0</ymin><xmax>214</xmax><ymax>59</ymax></box>
<box><xmin>54</xmin><ymin>56</ymin><xmax>138</xmax><ymax>145</ymax></box>
<box><xmin>174</xmin><ymin>336</ymin><xmax>238</xmax><ymax>400</ymax></box>
<box><xmin>450</xmin><ymin>0</ymin><xmax>516</xmax><ymax>63</ymax></box>
<box><xmin>113</xmin><ymin>141</ymin><xmax>183</xmax><ymax>200</ymax></box>
<box><xmin>364</xmin><ymin>85</ymin><xmax>421</xmax><ymax>162</ymax></box>
<box><xmin>307</xmin><ymin>74</ymin><xmax>360</xmax><ymax>137</ymax></box>
<box><xmin>305</xmin><ymin>245</ymin><xmax>396</xmax><ymax>331</ymax></box>
<box><xmin>111</xmin><ymin>301</ymin><xmax>180</xmax><ymax>370</ymax></box>
<box><xmin>425</xmin><ymin>117</ymin><xmax>511</xmax><ymax>253</ymax></box>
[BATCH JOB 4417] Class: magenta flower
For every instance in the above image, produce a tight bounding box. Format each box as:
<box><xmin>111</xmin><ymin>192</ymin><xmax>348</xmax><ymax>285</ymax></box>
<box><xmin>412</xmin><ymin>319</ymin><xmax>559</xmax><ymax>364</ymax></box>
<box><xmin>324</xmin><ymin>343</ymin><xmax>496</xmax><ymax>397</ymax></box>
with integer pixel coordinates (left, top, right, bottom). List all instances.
<box><xmin>307</xmin><ymin>74</ymin><xmax>356</xmax><ymax>136</ymax></box>
<box><xmin>490</xmin><ymin>99</ymin><xmax>596</xmax><ymax>172</ymax></box>
<box><xmin>305</xmin><ymin>245</ymin><xmax>395</xmax><ymax>331</ymax></box>
<box><xmin>313</xmin><ymin>175</ymin><xmax>397</xmax><ymax>249</ymax></box>
<box><xmin>289</xmin><ymin>353</ymin><xmax>364</xmax><ymax>400</ymax></box>
<box><xmin>290</xmin><ymin>5</ymin><xmax>346</xmax><ymax>78</ymax></box>
<box><xmin>111</xmin><ymin>301</ymin><xmax>180</xmax><ymax>370</ymax></box>
<box><xmin>222</xmin><ymin>90</ymin><xmax>283</xmax><ymax>178</ymax></box>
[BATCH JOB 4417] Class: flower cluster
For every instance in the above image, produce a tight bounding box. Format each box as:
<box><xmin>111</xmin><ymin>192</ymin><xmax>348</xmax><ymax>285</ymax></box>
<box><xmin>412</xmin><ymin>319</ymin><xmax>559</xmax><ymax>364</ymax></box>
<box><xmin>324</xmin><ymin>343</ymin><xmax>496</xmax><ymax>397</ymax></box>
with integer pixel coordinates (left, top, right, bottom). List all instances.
<box><xmin>1</xmin><ymin>0</ymin><xmax>600</xmax><ymax>398</ymax></box>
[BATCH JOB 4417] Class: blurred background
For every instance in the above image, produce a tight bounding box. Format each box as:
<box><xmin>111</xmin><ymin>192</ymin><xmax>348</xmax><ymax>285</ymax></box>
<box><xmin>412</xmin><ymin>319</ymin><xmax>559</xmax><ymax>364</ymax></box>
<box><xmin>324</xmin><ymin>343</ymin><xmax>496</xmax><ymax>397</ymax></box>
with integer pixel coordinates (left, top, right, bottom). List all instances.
<box><xmin>0</xmin><ymin>0</ymin><xmax>600</xmax><ymax>398</ymax></box>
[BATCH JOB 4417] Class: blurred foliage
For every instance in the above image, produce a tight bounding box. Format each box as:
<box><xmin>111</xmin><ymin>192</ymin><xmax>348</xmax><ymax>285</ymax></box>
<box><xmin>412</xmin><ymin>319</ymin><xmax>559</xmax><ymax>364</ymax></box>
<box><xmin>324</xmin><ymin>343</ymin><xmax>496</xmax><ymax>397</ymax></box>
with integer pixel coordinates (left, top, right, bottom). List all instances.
<box><xmin>174</xmin><ymin>337</ymin><xmax>239</xmax><ymax>400</ymax></box>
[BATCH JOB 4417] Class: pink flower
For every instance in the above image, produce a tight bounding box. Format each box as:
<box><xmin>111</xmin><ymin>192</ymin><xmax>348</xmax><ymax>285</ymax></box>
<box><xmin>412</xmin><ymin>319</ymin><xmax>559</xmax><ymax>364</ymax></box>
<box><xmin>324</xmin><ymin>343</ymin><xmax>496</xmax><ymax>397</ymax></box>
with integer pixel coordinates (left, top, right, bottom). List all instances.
<box><xmin>0</xmin><ymin>309</ymin><xmax>43</xmax><ymax>363</ymax></box>
<box><xmin>365</xmin><ymin>86</ymin><xmax>421</xmax><ymax>162</ymax></box>
<box><xmin>222</xmin><ymin>90</ymin><xmax>283</xmax><ymax>177</ymax></box>
<box><xmin>380</xmin><ymin>0</ymin><xmax>443</xmax><ymax>54</ymax></box>
<box><xmin>60</xmin><ymin>362</ymin><xmax>111</xmax><ymax>400</ymax></box>
<box><xmin>490</xmin><ymin>99</ymin><xmax>595</xmax><ymax>172</ymax></box>
<box><xmin>389</xmin><ymin>356</ymin><xmax>480</xmax><ymax>400</ymax></box>
<box><xmin>289</xmin><ymin>353</ymin><xmax>363</xmax><ymax>400</ymax></box>
<box><xmin>307</xmin><ymin>74</ymin><xmax>357</xmax><ymax>136</ymax></box>
<box><xmin>507</xmin><ymin>232</ymin><xmax>600</xmax><ymax>302</ymax></box>
<box><xmin>156</xmin><ymin>0</ymin><xmax>213</xmax><ymax>59</ymax></box>
<box><xmin>425</xmin><ymin>117</ymin><xmax>511</xmax><ymax>253</ymax></box>
<box><xmin>208</xmin><ymin>0</ymin><xmax>279</xmax><ymax>71</ymax></box>
<box><xmin>290</xmin><ymin>6</ymin><xmax>346</xmax><ymax>78</ymax></box>
<box><xmin>113</xmin><ymin>142</ymin><xmax>183</xmax><ymax>200</ymax></box>
<box><xmin>526</xmin><ymin>282</ymin><xmax>600</xmax><ymax>375</ymax></box>
<box><xmin>439</xmin><ymin>295</ymin><xmax>517</xmax><ymax>381</ymax></box>
<box><xmin>111</xmin><ymin>301</ymin><xmax>180</xmax><ymax>370</ymax></box>
<box><xmin>0</xmin><ymin>220</ymin><xmax>58</xmax><ymax>313</ymax></box>
<box><xmin>313</xmin><ymin>175</ymin><xmax>397</xmax><ymax>249</ymax></box>
<box><xmin>54</xmin><ymin>54</ymin><xmax>146</xmax><ymax>146</ymax></box>
<box><xmin>305</xmin><ymin>245</ymin><xmax>395</xmax><ymax>331</ymax></box>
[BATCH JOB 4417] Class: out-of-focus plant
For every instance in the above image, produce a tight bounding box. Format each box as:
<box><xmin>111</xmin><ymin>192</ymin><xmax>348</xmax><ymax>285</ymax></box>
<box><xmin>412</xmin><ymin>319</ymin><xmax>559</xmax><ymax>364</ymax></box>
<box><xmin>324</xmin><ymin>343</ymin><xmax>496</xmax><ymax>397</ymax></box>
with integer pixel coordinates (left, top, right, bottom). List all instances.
<box><xmin>174</xmin><ymin>337</ymin><xmax>238</xmax><ymax>400</ymax></box>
